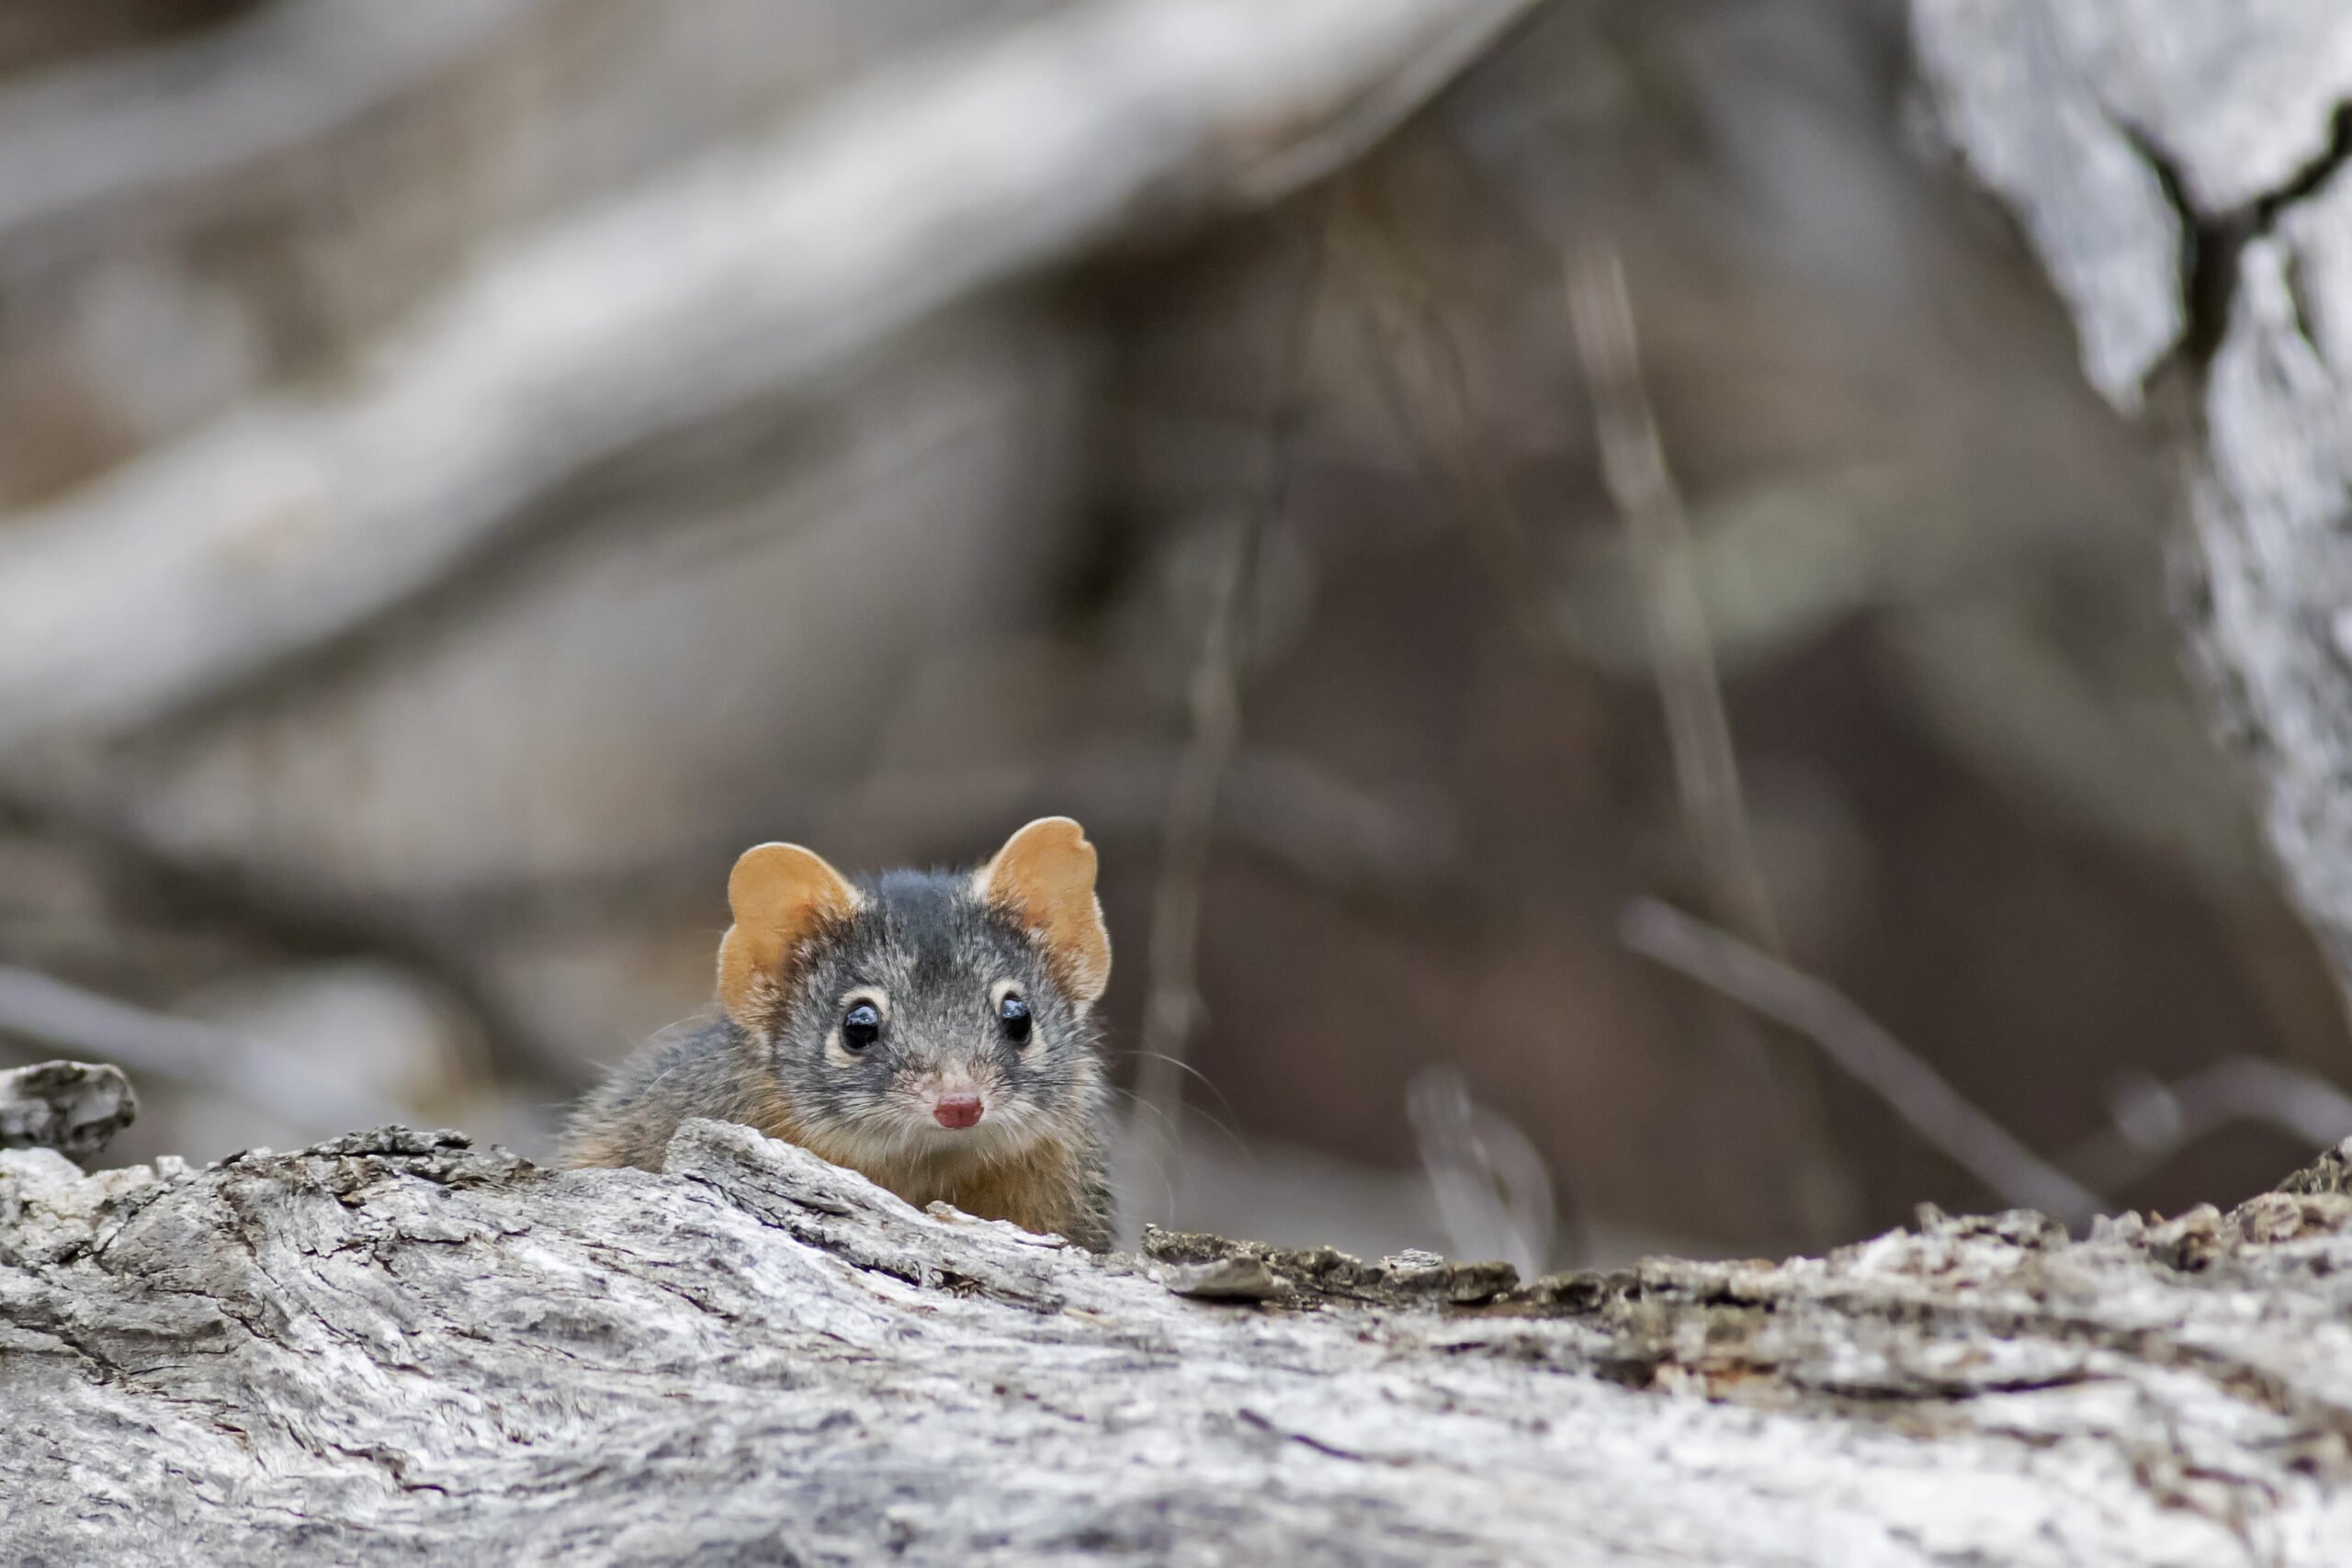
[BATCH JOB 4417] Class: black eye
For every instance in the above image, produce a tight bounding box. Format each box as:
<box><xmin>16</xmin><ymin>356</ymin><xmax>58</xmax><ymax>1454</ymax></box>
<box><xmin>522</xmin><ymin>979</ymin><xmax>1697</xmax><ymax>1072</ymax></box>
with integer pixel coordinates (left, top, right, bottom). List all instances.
<box><xmin>998</xmin><ymin>993</ymin><xmax>1032</xmax><ymax>1045</ymax></box>
<box><xmin>842</xmin><ymin>1001</ymin><xmax>881</xmax><ymax>1053</ymax></box>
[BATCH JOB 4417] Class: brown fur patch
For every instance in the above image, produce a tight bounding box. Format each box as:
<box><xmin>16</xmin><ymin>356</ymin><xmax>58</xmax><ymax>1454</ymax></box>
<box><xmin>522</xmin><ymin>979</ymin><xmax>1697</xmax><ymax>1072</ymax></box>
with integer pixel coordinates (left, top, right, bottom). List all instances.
<box><xmin>938</xmin><ymin>1139</ymin><xmax>1097</xmax><ymax>1241</ymax></box>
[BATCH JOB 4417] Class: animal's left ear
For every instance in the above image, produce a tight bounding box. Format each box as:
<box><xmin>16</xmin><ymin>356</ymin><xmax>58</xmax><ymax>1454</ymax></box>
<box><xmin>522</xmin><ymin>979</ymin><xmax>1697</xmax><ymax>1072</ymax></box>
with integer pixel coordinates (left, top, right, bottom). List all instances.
<box><xmin>973</xmin><ymin>817</ymin><xmax>1112</xmax><ymax>1004</ymax></box>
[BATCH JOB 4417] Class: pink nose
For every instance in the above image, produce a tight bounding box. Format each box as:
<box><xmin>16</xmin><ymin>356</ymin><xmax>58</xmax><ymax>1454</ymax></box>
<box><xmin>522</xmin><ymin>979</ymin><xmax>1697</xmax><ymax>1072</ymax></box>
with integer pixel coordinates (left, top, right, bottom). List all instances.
<box><xmin>933</xmin><ymin>1093</ymin><xmax>984</xmax><ymax>1130</ymax></box>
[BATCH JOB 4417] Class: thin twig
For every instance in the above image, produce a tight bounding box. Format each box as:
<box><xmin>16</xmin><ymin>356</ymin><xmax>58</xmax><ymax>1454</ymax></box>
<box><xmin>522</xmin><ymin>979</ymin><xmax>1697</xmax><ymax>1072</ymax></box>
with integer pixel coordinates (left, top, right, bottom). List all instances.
<box><xmin>1622</xmin><ymin>897</ymin><xmax>2109</xmax><ymax>1230</ymax></box>
<box><xmin>1569</xmin><ymin>242</ymin><xmax>1861</xmax><ymax>1242</ymax></box>
<box><xmin>1566</xmin><ymin>243</ymin><xmax>1781</xmax><ymax>952</ymax></box>
<box><xmin>1407</xmin><ymin>1064</ymin><xmax>1563</xmax><ymax>1277</ymax></box>
<box><xmin>2064</xmin><ymin>1057</ymin><xmax>2352</xmax><ymax>1194</ymax></box>
<box><xmin>1130</xmin><ymin>214</ymin><xmax>1331</xmax><ymax>1224</ymax></box>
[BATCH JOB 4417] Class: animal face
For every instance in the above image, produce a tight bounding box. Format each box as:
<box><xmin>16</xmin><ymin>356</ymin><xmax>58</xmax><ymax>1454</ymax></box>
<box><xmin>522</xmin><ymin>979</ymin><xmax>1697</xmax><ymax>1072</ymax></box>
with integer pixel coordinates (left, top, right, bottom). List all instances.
<box><xmin>762</xmin><ymin>870</ymin><xmax>1102</xmax><ymax>1173</ymax></box>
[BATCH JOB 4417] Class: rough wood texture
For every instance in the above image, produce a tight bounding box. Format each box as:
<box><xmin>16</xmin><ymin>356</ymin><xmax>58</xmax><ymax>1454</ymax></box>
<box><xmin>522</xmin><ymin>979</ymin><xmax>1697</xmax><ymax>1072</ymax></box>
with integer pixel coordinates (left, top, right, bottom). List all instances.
<box><xmin>1910</xmin><ymin>2</ymin><xmax>2352</xmax><ymax>1004</ymax></box>
<box><xmin>6</xmin><ymin>1112</ymin><xmax>2352</xmax><ymax>1562</ymax></box>
<box><xmin>0</xmin><ymin>1059</ymin><xmax>134</xmax><ymax>1159</ymax></box>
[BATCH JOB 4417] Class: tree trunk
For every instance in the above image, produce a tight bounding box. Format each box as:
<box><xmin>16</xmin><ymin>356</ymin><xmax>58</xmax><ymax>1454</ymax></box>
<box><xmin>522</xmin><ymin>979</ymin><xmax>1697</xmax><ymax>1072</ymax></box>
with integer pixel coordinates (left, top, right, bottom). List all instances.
<box><xmin>1911</xmin><ymin>0</ymin><xmax>2352</xmax><ymax>1011</ymax></box>
<box><xmin>6</xmin><ymin>1074</ymin><xmax>2352</xmax><ymax>1563</ymax></box>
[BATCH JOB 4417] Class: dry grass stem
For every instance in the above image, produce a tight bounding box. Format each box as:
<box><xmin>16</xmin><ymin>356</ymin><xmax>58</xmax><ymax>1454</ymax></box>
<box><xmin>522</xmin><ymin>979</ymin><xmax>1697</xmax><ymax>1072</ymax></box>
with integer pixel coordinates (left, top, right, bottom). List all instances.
<box><xmin>1129</xmin><ymin>214</ymin><xmax>1331</xmax><ymax>1223</ymax></box>
<box><xmin>1623</xmin><ymin>897</ymin><xmax>2109</xmax><ymax>1230</ymax></box>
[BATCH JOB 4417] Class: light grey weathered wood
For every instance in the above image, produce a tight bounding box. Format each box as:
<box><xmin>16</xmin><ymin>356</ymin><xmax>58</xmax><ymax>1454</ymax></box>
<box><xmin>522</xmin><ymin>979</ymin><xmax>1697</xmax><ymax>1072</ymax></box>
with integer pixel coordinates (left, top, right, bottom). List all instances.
<box><xmin>6</xmin><ymin>1112</ymin><xmax>2352</xmax><ymax>1563</ymax></box>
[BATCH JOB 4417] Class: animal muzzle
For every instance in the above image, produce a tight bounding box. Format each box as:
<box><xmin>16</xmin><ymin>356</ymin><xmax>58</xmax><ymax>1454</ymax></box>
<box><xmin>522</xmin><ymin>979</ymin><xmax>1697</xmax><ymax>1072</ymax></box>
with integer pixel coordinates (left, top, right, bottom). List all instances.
<box><xmin>933</xmin><ymin>1092</ymin><xmax>985</xmax><ymax>1129</ymax></box>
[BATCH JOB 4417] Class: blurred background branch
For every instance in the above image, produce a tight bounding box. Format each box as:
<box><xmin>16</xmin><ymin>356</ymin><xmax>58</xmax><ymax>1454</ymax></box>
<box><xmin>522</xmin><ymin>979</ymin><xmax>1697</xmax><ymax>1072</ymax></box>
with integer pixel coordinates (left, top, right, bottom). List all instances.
<box><xmin>2065</xmin><ymin>1058</ymin><xmax>2352</xmax><ymax>1197</ymax></box>
<box><xmin>0</xmin><ymin>0</ymin><xmax>1532</xmax><ymax>751</ymax></box>
<box><xmin>0</xmin><ymin>0</ymin><xmax>545</xmax><ymax>241</ymax></box>
<box><xmin>1569</xmin><ymin>242</ymin><xmax>1779</xmax><ymax>954</ymax></box>
<box><xmin>0</xmin><ymin>964</ymin><xmax>399</xmax><ymax>1133</ymax></box>
<box><xmin>1569</xmin><ymin>238</ymin><xmax>1853</xmax><ymax>1240</ymax></box>
<box><xmin>1408</xmin><ymin>1063</ymin><xmax>1561</xmax><ymax>1277</ymax></box>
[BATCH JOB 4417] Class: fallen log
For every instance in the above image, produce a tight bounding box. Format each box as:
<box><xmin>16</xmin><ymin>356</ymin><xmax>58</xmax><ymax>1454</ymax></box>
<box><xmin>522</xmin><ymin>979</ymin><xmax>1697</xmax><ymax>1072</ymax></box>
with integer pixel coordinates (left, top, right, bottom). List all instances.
<box><xmin>6</xmin><ymin>1096</ymin><xmax>2352</xmax><ymax>1562</ymax></box>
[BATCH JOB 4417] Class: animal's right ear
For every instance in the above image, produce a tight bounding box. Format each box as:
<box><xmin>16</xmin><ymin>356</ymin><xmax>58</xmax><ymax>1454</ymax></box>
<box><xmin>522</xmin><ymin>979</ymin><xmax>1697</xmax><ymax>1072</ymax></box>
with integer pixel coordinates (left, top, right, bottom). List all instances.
<box><xmin>717</xmin><ymin>842</ymin><xmax>861</xmax><ymax>1032</ymax></box>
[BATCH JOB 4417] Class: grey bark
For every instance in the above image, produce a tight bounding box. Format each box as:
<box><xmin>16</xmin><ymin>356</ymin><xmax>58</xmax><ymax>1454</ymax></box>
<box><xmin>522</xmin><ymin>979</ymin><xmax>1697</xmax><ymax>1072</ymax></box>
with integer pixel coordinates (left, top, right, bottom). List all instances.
<box><xmin>1909</xmin><ymin>2</ymin><xmax>2352</xmax><ymax>1009</ymax></box>
<box><xmin>0</xmin><ymin>1059</ymin><xmax>134</xmax><ymax>1160</ymax></box>
<box><xmin>6</xmin><ymin>1102</ymin><xmax>2352</xmax><ymax>1563</ymax></box>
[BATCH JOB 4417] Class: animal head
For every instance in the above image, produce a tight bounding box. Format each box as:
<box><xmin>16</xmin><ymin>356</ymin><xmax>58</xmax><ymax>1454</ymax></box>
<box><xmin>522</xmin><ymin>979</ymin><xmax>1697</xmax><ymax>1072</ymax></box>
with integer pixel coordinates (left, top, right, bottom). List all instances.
<box><xmin>714</xmin><ymin>818</ymin><xmax>1110</xmax><ymax>1172</ymax></box>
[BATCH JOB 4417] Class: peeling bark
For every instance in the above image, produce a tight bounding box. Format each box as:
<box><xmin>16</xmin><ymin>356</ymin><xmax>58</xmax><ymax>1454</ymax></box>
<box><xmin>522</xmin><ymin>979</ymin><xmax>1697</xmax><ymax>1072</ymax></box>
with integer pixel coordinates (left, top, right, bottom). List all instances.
<box><xmin>6</xmin><ymin>1111</ymin><xmax>2352</xmax><ymax>1562</ymax></box>
<box><xmin>0</xmin><ymin>1059</ymin><xmax>134</xmax><ymax>1160</ymax></box>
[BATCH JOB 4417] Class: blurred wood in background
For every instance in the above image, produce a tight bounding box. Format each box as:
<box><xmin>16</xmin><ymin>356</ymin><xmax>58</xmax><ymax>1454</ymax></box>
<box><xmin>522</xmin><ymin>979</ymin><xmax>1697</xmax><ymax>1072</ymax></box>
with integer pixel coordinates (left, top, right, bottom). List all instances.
<box><xmin>0</xmin><ymin>0</ymin><xmax>2344</xmax><ymax>1263</ymax></box>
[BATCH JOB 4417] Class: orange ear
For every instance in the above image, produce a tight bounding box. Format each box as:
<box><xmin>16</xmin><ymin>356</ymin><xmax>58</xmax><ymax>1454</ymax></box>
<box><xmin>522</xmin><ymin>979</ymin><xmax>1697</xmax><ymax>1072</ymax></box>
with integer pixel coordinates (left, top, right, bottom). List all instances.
<box><xmin>717</xmin><ymin>842</ymin><xmax>861</xmax><ymax>1031</ymax></box>
<box><xmin>973</xmin><ymin>817</ymin><xmax>1112</xmax><ymax>1004</ymax></box>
